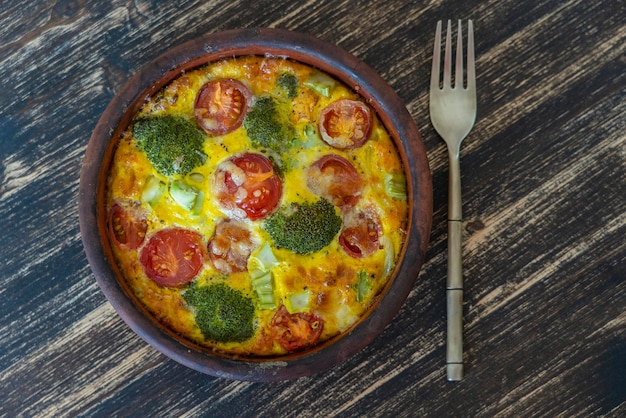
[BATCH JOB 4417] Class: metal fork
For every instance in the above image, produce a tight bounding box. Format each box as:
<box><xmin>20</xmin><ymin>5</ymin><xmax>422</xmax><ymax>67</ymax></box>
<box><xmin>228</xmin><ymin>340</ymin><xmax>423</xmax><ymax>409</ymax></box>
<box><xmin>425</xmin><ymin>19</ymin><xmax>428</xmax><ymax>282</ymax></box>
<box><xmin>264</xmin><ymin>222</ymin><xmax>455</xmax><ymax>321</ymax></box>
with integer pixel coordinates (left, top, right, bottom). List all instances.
<box><xmin>429</xmin><ymin>19</ymin><xmax>476</xmax><ymax>381</ymax></box>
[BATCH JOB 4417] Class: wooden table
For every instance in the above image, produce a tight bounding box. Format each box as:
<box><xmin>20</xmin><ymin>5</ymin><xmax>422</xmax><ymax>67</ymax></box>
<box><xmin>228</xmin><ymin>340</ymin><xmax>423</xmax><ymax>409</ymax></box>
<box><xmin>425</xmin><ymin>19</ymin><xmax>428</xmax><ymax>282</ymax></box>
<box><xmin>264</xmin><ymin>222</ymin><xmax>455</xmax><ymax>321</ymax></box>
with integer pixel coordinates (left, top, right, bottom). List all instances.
<box><xmin>1</xmin><ymin>0</ymin><xmax>624</xmax><ymax>416</ymax></box>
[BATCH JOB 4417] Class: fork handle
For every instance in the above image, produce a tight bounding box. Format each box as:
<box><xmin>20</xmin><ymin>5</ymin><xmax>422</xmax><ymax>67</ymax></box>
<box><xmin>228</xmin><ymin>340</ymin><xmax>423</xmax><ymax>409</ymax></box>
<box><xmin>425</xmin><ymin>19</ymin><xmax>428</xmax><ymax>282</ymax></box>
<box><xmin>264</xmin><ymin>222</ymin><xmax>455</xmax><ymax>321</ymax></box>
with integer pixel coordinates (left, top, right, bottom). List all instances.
<box><xmin>447</xmin><ymin>153</ymin><xmax>463</xmax><ymax>381</ymax></box>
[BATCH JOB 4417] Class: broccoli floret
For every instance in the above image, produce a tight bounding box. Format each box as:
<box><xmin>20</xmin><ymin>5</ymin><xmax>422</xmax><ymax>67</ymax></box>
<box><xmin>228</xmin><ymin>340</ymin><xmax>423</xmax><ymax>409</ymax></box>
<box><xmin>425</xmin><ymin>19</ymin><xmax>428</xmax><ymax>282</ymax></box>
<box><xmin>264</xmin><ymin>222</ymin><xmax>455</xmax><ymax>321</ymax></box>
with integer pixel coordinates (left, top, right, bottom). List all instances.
<box><xmin>243</xmin><ymin>96</ymin><xmax>295</xmax><ymax>152</ymax></box>
<box><xmin>263</xmin><ymin>198</ymin><xmax>342</xmax><ymax>254</ymax></box>
<box><xmin>132</xmin><ymin>115</ymin><xmax>207</xmax><ymax>176</ymax></box>
<box><xmin>277</xmin><ymin>72</ymin><xmax>298</xmax><ymax>99</ymax></box>
<box><xmin>182</xmin><ymin>282</ymin><xmax>255</xmax><ymax>343</ymax></box>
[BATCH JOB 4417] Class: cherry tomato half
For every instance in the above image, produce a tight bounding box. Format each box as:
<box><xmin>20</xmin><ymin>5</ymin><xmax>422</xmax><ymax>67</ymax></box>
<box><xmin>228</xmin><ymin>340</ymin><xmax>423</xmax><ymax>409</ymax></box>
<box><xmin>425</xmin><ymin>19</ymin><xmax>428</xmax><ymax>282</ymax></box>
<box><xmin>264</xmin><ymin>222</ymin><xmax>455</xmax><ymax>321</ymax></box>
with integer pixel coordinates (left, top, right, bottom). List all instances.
<box><xmin>208</xmin><ymin>219</ymin><xmax>257</xmax><ymax>274</ymax></box>
<box><xmin>215</xmin><ymin>153</ymin><xmax>282</xmax><ymax>220</ymax></box>
<box><xmin>194</xmin><ymin>79</ymin><xmax>252</xmax><ymax>136</ymax></box>
<box><xmin>318</xmin><ymin>99</ymin><xmax>372</xmax><ymax>149</ymax></box>
<box><xmin>339</xmin><ymin>210</ymin><xmax>382</xmax><ymax>258</ymax></box>
<box><xmin>108</xmin><ymin>203</ymin><xmax>148</xmax><ymax>250</ymax></box>
<box><xmin>140</xmin><ymin>228</ymin><xmax>204</xmax><ymax>287</ymax></box>
<box><xmin>307</xmin><ymin>154</ymin><xmax>363</xmax><ymax>209</ymax></box>
<box><xmin>271</xmin><ymin>305</ymin><xmax>324</xmax><ymax>352</ymax></box>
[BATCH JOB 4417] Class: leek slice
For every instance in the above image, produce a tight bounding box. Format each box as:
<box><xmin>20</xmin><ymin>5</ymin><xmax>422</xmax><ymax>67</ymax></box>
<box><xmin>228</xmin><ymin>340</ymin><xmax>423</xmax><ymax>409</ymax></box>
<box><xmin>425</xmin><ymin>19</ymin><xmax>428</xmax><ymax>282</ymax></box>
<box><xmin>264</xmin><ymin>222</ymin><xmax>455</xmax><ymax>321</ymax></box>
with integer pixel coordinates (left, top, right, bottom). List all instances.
<box><xmin>252</xmin><ymin>271</ymin><xmax>276</xmax><ymax>309</ymax></box>
<box><xmin>381</xmin><ymin>235</ymin><xmax>395</xmax><ymax>278</ymax></box>
<box><xmin>384</xmin><ymin>173</ymin><xmax>407</xmax><ymax>200</ymax></box>
<box><xmin>141</xmin><ymin>175</ymin><xmax>166</xmax><ymax>206</ymax></box>
<box><xmin>169</xmin><ymin>180</ymin><xmax>199</xmax><ymax>210</ymax></box>
<box><xmin>287</xmin><ymin>289</ymin><xmax>312</xmax><ymax>313</ymax></box>
<box><xmin>355</xmin><ymin>271</ymin><xmax>372</xmax><ymax>303</ymax></box>
<box><xmin>248</xmin><ymin>242</ymin><xmax>279</xmax><ymax>309</ymax></box>
<box><xmin>303</xmin><ymin>72</ymin><xmax>336</xmax><ymax>97</ymax></box>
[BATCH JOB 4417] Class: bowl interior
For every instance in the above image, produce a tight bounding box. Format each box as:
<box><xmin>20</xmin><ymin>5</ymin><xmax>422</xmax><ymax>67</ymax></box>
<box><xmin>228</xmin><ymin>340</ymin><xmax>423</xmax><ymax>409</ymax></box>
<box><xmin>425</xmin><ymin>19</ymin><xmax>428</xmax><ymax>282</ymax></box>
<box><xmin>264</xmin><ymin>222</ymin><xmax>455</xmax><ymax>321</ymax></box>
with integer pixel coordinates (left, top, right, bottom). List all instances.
<box><xmin>79</xmin><ymin>28</ymin><xmax>432</xmax><ymax>381</ymax></box>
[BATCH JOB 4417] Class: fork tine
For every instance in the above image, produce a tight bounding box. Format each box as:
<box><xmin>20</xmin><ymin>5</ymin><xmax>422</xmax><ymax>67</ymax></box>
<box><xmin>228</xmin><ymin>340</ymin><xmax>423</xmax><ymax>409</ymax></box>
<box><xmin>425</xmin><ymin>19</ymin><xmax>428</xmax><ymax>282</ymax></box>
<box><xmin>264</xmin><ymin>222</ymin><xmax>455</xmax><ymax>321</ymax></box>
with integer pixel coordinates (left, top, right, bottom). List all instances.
<box><xmin>430</xmin><ymin>20</ymin><xmax>442</xmax><ymax>90</ymax></box>
<box><xmin>467</xmin><ymin>20</ymin><xmax>475</xmax><ymax>90</ymax></box>
<box><xmin>443</xmin><ymin>20</ymin><xmax>452</xmax><ymax>87</ymax></box>
<box><xmin>455</xmin><ymin>20</ymin><xmax>463</xmax><ymax>89</ymax></box>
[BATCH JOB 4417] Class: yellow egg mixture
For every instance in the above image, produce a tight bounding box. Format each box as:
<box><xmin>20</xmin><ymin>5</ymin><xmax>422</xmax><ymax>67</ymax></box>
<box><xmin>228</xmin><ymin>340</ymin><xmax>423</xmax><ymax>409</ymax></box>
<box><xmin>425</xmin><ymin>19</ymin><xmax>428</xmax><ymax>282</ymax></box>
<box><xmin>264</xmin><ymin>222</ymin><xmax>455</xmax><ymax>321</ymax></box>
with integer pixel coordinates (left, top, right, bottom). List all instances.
<box><xmin>106</xmin><ymin>56</ymin><xmax>408</xmax><ymax>356</ymax></box>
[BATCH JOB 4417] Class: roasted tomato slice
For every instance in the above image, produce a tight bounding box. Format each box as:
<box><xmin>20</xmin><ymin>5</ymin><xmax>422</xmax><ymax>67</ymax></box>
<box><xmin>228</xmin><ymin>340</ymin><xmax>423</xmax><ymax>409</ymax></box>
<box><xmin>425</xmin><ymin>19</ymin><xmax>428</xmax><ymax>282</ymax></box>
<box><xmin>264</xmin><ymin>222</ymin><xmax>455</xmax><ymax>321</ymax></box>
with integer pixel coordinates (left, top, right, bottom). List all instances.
<box><xmin>318</xmin><ymin>99</ymin><xmax>372</xmax><ymax>149</ymax></box>
<box><xmin>339</xmin><ymin>210</ymin><xmax>382</xmax><ymax>258</ymax></box>
<box><xmin>307</xmin><ymin>154</ymin><xmax>363</xmax><ymax>209</ymax></box>
<box><xmin>208</xmin><ymin>219</ymin><xmax>257</xmax><ymax>274</ymax></box>
<box><xmin>108</xmin><ymin>203</ymin><xmax>148</xmax><ymax>250</ymax></box>
<box><xmin>215</xmin><ymin>153</ymin><xmax>282</xmax><ymax>220</ymax></box>
<box><xmin>194</xmin><ymin>79</ymin><xmax>252</xmax><ymax>135</ymax></box>
<box><xmin>140</xmin><ymin>228</ymin><xmax>204</xmax><ymax>287</ymax></box>
<box><xmin>271</xmin><ymin>305</ymin><xmax>324</xmax><ymax>352</ymax></box>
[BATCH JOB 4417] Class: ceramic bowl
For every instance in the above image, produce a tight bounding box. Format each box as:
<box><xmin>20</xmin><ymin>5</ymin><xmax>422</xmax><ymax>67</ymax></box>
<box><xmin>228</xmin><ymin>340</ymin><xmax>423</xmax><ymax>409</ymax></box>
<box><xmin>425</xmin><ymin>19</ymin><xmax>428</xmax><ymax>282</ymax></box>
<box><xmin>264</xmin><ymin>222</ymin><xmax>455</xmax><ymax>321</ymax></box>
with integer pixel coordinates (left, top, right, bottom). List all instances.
<box><xmin>79</xmin><ymin>28</ymin><xmax>432</xmax><ymax>381</ymax></box>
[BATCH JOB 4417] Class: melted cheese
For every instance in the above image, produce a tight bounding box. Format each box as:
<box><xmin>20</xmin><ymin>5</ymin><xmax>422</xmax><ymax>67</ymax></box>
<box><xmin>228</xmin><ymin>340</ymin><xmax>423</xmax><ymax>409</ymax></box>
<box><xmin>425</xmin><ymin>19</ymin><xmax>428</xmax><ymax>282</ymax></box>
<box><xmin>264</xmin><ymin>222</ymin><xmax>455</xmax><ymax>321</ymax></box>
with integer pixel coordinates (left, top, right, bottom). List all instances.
<box><xmin>107</xmin><ymin>56</ymin><xmax>408</xmax><ymax>356</ymax></box>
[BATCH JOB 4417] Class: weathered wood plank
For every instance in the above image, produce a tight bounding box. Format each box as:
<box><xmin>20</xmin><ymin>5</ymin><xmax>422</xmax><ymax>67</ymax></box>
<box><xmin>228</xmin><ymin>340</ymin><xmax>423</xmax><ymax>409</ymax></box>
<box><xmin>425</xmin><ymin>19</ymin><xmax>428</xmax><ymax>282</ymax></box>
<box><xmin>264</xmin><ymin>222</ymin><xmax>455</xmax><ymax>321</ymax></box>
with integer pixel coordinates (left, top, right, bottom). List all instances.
<box><xmin>1</xmin><ymin>0</ymin><xmax>624</xmax><ymax>416</ymax></box>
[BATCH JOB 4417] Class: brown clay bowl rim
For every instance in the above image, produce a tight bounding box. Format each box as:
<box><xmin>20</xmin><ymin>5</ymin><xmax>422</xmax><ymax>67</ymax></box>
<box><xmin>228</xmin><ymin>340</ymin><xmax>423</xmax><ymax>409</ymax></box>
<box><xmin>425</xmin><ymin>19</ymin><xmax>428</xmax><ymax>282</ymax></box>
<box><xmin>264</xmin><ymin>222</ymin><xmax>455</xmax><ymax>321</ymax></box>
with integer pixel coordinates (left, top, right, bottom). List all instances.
<box><xmin>79</xmin><ymin>28</ymin><xmax>432</xmax><ymax>381</ymax></box>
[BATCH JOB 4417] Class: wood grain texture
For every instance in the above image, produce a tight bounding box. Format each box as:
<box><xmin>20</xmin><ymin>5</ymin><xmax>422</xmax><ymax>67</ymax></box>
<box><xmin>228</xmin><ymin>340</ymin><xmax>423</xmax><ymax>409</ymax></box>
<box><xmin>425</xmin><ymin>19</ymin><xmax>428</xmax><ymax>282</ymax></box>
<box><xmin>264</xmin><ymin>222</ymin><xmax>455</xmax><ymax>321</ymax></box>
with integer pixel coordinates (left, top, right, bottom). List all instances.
<box><xmin>1</xmin><ymin>0</ymin><xmax>624</xmax><ymax>416</ymax></box>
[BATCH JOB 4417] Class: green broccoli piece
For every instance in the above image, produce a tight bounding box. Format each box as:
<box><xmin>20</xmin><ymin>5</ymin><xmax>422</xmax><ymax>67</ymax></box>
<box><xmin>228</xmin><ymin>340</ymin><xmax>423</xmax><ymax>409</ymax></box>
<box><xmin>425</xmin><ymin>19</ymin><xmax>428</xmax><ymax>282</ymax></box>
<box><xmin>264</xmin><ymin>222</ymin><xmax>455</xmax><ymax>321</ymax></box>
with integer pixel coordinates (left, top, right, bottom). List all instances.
<box><xmin>277</xmin><ymin>72</ymin><xmax>298</xmax><ymax>99</ymax></box>
<box><xmin>182</xmin><ymin>282</ymin><xmax>255</xmax><ymax>343</ymax></box>
<box><xmin>132</xmin><ymin>115</ymin><xmax>207</xmax><ymax>177</ymax></box>
<box><xmin>263</xmin><ymin>198</ymin><xmax>342</xmax><ymax>254</ymax></box>
<box><xmin>243</xmin><ymin>96</ymin><xmax>295</xmax><ymax>152</ymax></box>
